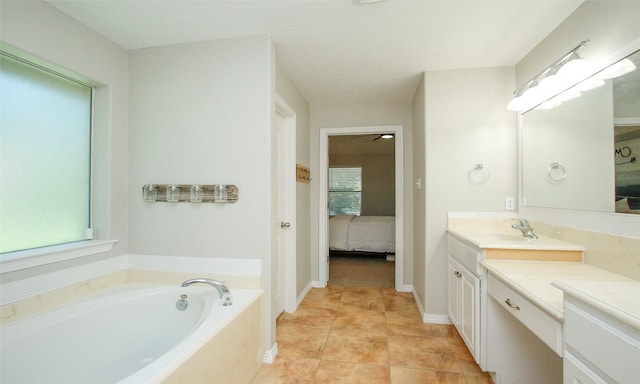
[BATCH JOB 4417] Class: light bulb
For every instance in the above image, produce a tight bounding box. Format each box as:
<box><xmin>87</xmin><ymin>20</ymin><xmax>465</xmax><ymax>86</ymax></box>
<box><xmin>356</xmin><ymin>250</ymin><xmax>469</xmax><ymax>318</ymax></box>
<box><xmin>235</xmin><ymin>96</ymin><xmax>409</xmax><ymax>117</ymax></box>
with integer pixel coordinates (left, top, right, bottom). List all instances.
<box><xmin>597</xmin><ymin>58</ymin><xmax>636</xmax><ymax>79</ymax></box>
<box><xmin>557</xmin><ymin>57</ymin><xmax>593</xmax><ymax>84</ymax></box>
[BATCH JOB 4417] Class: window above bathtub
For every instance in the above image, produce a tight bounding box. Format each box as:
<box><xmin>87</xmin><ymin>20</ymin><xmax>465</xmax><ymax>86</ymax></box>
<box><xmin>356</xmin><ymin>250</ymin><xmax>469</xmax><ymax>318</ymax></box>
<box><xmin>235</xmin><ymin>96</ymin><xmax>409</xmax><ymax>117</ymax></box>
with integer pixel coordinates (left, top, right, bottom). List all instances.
<box><xmin>1</xmin><ymin>51</ymin><xmax>95</xmax><ymax>254</ymax></box>
<box><xmin>0</xmin><ymin>47</ymin><xmax>117</xmax><ymax>272</ymax></box>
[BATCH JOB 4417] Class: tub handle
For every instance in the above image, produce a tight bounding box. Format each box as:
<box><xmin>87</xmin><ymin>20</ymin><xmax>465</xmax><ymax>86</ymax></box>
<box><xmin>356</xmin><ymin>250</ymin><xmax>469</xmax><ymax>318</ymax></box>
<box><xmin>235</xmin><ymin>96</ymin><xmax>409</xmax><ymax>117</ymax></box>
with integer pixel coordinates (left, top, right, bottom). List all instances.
<box><xmin>176</xmin><ymin>295</ymin><xmax>189</xmax><ymax>311</ymax></box>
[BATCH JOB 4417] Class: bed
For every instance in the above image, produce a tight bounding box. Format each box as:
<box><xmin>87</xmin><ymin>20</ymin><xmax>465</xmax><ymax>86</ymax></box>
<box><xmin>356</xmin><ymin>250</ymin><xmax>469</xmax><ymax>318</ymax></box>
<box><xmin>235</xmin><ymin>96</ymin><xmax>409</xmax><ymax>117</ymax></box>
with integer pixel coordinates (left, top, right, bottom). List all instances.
<box><xmin>329</xmin><ymin>215</ymin><xmax>395</xmax><ymax>254</ymax></box>
<box><xmin>615</xmin><ymin>185</ymin><xmax>640</xmax><ymax>214</ymax></box>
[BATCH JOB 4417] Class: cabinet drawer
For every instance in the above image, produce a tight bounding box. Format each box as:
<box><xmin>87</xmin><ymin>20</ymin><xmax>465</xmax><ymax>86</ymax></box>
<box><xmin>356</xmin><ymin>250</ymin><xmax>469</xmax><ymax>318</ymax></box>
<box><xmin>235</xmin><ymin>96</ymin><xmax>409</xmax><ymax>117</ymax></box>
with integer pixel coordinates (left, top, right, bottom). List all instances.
<box><xmin>564</xmin><ymin>301</ymin><xmax>640</xmax><ymax>384</ymax></box>
<box><xmin>448</xmin><ymin>236</ymin><xmax>482</xmax><ymax>275</ymax></box>
<box><xmin>488</xmin><ymin>274</ymin><xmax>562</xmax><ymax>355</ymax></box>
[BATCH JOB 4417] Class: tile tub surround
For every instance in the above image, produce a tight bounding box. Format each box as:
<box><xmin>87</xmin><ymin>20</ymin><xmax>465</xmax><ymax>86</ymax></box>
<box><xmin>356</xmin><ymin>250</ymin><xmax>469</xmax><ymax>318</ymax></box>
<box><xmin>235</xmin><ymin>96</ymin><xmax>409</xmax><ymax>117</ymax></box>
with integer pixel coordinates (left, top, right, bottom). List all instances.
<box><xmin>251</xmin><ymin>286</ymin><xmax>492</xmax><ymax>384</ymax></box>
<box><xmin>0</xmin><ymin>270</ymin><xmax>128</xmax><ymax>326</ymax></box>
<box><xmin>159</xmin><ymin>294</ymin><xmax>263</xmax><ymax>384</ymax></box>
<box><xmin>0</xmin><ymin>269</ymin><xmax>260</xmax><ymax>326</ymax></box>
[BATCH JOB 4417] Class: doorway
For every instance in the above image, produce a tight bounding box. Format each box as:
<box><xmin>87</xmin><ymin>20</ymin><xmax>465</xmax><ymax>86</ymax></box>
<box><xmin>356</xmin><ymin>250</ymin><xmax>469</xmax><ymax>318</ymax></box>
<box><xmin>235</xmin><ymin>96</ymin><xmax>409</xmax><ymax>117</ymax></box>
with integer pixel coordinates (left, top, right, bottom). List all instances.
<box><xmin>319</xmin><ymin>126</ymin><xmax>404</xmax><ymax>291</ymax></box>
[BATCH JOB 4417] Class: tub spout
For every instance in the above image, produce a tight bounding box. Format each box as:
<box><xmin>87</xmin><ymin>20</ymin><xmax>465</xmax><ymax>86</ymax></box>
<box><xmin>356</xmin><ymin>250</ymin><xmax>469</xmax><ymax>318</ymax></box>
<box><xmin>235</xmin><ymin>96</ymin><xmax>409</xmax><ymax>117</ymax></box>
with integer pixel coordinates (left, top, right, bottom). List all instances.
<box><xmin>181</xmin><ymin>278</ymin><xmax>232</xmax><ymax>303</ymax></box>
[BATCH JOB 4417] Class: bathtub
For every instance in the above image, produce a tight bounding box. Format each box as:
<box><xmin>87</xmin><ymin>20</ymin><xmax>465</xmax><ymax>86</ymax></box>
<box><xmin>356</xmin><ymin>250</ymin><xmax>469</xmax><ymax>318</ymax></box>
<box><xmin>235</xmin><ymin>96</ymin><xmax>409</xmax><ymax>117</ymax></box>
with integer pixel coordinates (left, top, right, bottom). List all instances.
<box><xmin>0</xmin><ymin>283</ymin><xmax>263</xmax><ymax>384</ymax></box>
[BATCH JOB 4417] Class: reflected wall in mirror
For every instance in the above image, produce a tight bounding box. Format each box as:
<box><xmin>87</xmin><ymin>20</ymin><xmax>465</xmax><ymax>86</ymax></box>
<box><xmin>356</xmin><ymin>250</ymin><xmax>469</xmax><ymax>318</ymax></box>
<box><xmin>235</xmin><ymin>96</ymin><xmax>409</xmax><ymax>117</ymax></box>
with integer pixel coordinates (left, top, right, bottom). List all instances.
<box><xmin>521</xmin><ymin>48</ymin><xmax>640</xmax><ymax>214</ymax></box>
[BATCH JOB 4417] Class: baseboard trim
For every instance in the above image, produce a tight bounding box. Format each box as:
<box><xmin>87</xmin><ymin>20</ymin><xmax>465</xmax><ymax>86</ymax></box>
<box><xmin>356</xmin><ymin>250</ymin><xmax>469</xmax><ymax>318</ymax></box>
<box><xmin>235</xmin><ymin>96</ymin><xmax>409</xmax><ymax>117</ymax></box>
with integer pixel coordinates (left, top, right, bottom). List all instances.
<box><xmin>296</xmin><ymin>282</ymin><xmax>313</xmax><ymax>308</ymax></box>
<box><xmin>410</xmin><ymin>288</ymin><xmax>451</xmax><ymax>324</ymax></box>
<box><xmin>263</xmin><ymin>342</ymin><xmax>278</xmax><ymax>364</ymax></box>
<box><xmin>411</xmin><ymin>289</ymin><xmax>426</xmax><ymax>319</ymax></box>
<box><xmin>400</xmin><ymin>284</ymin><xmax>413</xmax><ymax>293</ymax></box>
<box><xmin>424</xmin><ymin>313</ymin><xmax>452</xmax><ymax>324</ymax></box>
<box><xmin>311</xmin><ymin>280</ymin><xmax>325</xmax><ymax>288</ymax></box>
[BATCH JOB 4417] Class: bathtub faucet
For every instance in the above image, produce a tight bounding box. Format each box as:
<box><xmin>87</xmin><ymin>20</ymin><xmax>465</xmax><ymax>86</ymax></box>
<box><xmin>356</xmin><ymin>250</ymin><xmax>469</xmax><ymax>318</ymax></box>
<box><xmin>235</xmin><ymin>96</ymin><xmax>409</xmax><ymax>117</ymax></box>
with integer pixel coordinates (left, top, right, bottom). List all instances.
<box><xmin>511</xmin><ymin>218</ymin><xmax>539</xmax><ymax>239</ymax></box>
<box><xmin>181</xmin><ymin>278</ymin><xmax>232</xmax><ymax>305</ymax></box>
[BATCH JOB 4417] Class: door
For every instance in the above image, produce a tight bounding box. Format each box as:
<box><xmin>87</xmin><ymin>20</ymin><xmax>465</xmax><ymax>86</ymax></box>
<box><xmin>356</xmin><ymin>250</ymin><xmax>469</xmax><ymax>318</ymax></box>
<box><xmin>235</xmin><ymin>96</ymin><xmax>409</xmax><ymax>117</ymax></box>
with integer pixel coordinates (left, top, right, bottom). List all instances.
<box><xmin>460</xmin><ymin>266</ymin><xmax>480</xmax><ymax>361</ymax></box>
<box><xmin>272</xmin><ymin>112</ymin><xmax>286</xmax><ymax>320</ymax></box>
<box><xmin>272</xmin><ymin>95</ymin><xmax>297</xmax><ymax>320</ymax></box>
<box><xmin>448</xmin><ymin>257</ymin><xmax>461</xmax><ymax>327</ymax></box>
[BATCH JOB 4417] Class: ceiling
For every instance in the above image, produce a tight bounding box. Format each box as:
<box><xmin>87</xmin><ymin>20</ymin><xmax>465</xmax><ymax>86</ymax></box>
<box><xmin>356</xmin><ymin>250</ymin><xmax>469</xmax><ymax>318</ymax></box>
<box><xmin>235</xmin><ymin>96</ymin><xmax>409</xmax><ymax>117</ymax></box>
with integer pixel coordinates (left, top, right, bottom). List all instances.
<box><xmin>46</xmin><ymin>0</ymin><xmax>583</xmax><ymax>104</ymax></box>
<box><xmin>330</xmin><ymin>134</ymin><xmax>395</xmax><ymax>155</ymax></box>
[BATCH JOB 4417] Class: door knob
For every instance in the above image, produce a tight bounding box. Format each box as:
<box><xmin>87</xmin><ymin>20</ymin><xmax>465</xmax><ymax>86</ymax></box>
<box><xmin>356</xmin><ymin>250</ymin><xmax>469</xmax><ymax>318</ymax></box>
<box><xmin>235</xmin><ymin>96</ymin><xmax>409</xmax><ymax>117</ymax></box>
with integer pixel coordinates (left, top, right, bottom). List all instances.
<box><xmin>281</xmin><ymin>222</ymin><xmax>291</xmax><ymax>228</ymax></box>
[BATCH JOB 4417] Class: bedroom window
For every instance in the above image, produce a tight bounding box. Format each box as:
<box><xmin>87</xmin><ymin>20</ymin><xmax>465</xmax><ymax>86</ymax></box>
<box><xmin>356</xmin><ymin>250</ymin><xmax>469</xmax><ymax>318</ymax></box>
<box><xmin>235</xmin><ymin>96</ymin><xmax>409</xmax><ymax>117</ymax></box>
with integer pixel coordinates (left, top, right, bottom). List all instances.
<box><xmin>329</xmin><ymin>166</ymin><xmax>362</xmax><ymax>215</ymax></box>
<box><xmin>0</xmin><ymin>52</ymin><xmax>93</xmax><ymax>254</ymax></box>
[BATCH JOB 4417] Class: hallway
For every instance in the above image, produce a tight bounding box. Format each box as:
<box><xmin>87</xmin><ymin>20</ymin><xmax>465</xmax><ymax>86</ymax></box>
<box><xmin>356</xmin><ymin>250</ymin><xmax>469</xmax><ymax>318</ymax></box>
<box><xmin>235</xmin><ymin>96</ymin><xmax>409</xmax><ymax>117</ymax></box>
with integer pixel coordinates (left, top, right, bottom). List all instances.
<box><xmin>251</xmin><ymin>286</ymin><xmax>492</xmax><ymax>383</ymax></box>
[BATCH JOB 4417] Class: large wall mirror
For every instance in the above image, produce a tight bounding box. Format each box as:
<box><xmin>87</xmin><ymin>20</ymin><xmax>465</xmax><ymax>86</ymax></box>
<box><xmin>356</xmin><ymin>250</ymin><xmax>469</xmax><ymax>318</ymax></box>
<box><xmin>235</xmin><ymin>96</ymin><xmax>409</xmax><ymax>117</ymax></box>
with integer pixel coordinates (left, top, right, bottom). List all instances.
<box><xmin>521</xmin><ymin>45</ymin><xmax>640</xmax><ymax>215</ymax></box>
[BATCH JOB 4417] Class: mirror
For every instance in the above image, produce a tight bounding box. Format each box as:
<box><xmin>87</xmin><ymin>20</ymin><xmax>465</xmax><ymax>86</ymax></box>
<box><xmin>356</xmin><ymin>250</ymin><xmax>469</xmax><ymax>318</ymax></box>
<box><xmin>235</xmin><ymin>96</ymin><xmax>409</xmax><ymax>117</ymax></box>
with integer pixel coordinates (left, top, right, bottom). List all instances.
<box><xmin>521</xmin><ymin>48</ymin><xmax>640</xmax><ymax>214</ymax></box>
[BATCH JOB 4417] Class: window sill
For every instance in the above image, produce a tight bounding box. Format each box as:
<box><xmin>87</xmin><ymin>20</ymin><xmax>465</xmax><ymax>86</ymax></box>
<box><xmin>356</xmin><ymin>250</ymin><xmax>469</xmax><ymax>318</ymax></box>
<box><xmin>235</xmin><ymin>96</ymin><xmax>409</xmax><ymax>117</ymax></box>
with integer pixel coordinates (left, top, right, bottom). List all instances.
<box><xmin>0</xmin><ymin>240</ymin><xmax>117</xmax><ymax>274</ymax></box>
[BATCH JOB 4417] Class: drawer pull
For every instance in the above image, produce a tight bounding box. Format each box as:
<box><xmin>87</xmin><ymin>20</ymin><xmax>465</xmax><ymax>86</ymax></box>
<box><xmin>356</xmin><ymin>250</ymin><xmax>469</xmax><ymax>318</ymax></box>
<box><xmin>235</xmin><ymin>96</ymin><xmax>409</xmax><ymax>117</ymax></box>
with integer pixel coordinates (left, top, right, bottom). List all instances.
<box><xmin>454</xmin><ymin>271</ymin><xmax>462</xmax><ymax>278</ymax></box>
<box><xmin>505</xmin><ymin>298</ymin><xmax>520</xmax><ymax>310</ymax></box>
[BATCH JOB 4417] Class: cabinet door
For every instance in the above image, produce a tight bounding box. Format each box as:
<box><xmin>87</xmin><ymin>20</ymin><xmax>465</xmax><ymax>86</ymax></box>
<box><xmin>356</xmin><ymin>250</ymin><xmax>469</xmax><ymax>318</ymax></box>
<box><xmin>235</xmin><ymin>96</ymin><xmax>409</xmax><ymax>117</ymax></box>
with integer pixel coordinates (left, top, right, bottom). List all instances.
<box><xmin>460</xmin><ymin>266</ymin><xmax>480</xmax><ymax>361</ymax></box>
<box><xmin>564</xmin><ymin>352</ymin><xmax>608</xmax><ymax>384</ymax></box>
<box><xmin>448</xmin><ymin>257</ymin><xmax>461</xmax><ymax>327</ymax></box>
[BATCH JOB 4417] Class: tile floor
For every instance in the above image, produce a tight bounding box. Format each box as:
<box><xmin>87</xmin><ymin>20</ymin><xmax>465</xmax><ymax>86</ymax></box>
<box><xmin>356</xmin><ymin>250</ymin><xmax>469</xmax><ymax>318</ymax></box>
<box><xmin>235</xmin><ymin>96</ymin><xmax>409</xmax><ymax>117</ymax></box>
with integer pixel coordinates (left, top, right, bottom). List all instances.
<box><xmin>251</xmin><ymin>285</ymin><xmax>493</xmax><ymax>384</ymax></box>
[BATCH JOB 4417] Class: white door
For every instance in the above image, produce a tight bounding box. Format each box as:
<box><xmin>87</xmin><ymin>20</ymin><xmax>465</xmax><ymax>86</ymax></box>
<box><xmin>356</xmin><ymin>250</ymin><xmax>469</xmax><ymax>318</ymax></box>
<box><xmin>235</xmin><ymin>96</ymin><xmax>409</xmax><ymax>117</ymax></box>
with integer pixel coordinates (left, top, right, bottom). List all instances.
<box><xmin>272</xmin><ymin>112</ymin><xmax>287</xmax><ymax>320</ymax></box>
<box><xmin>460</xmin><ymin>266</ymin><xmax>480</xmax><ymax>361</ymax></box>
<box><xmin>272</xmin><ymin>97</ymin><xmax>297</xmax><ymax>320</ymax></box>
<box><xmin>448</xmin><ymin>257</ymin><xmax>461</xmax><ymax>327</ymax></box>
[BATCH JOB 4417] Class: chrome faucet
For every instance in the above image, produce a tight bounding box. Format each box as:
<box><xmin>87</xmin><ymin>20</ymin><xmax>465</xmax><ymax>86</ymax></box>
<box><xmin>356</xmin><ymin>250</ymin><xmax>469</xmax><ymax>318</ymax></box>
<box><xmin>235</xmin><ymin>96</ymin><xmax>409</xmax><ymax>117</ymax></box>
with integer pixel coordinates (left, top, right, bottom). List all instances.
<box><xmin>181</xmin><ymin>278</ymin><xmax>232</xmax><ymax>305</ymax></box>
<box><xmin>511</xmin><ymin>218</ymin><xmax>539</xmax><ymax>239</ymax></box>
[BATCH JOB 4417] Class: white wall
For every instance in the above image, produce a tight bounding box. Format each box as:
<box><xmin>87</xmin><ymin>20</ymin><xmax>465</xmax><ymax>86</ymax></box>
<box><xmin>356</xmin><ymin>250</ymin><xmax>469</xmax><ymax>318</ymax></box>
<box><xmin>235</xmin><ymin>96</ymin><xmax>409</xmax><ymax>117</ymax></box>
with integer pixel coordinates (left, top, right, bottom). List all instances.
<box><xmin>128</xmin><ymin>36</ymin><xmax>272</xmax><ymax>259</ymax></box>
<box><xmin>416</xmin><ymin>67</ymin><xmax>517</xmax><ymax>318</ymax></box>
<box><xmin>275</xmin><ymin>62</ymin><xmax>312</xmax><ymax>297</ymax></box>
<box><xmin>310</xmin><ymin>102</ymin><xmax>414</xmax><ymax>285</ymax></box>
<box><xmin>128</xmin><ymin>36</ymin><xmax>277</xmax><ymax>352</ymax></box>
<box><xmin>0</xmin><ymin>1</ymin><xmax>129</xmax><ymax>267</ymax></box>
<box><xmin>329</xmin><ymin>153</ymin><xmax>395</xmax><ymax>216</ymax></box>
<box><xmin>517</xmin><ymin>0</ymin><xmax>640</xmax><ymax>238</ymax></box>
<box><xmin>412</xmin><ymin>76</ymin><xmax>427</xmax><ymax>307</ymax></box>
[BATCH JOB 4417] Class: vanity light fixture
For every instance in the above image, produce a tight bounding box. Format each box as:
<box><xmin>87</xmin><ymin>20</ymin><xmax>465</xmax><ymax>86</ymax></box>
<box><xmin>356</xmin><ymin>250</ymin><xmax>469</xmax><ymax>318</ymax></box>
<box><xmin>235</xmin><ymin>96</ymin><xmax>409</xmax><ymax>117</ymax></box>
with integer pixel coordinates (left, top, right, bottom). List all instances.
<box><xmin>508</xmin><ymin>40</ymin><xmax>592</xmax><ymax>112</ymax></box>
<box><xmin>597</xmin><ymin>58</ymin><xmax>637</xmax><ymax>79</ymax></box>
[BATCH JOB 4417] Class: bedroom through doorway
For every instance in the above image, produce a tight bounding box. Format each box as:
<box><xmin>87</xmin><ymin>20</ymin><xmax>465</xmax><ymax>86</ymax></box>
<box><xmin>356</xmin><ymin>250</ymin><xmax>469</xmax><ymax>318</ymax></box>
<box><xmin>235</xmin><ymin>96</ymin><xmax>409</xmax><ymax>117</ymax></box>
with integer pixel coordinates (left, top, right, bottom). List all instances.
<box><xmin>319</xmin><ymin>126</ymin><xmax>404</xmax><ymax>290</ymax></box>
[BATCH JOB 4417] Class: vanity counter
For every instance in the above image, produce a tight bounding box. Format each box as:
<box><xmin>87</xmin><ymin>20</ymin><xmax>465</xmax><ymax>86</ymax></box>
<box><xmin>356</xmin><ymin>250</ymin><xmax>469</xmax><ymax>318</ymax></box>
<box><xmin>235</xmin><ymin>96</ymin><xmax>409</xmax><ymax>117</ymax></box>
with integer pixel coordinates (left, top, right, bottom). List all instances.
<box><xmin>481</xmin><ymin>259</ymin><xmax>635</xmax><ymax>321</ymax></box>
<box><xmin>447</xmin><ymin>227</ymin><xmax>584</xmax><ymax>251</ymax></box>
<box><xmin>552</xmin><ymin>280</ymin><xmax>640</xmax><ymax>330</ymax></box>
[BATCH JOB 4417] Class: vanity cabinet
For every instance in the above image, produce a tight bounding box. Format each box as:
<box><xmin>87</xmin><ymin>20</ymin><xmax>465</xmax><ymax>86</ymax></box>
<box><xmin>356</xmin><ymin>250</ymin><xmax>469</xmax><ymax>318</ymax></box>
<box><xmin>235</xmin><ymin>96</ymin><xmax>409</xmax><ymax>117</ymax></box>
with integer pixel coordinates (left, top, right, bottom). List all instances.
<box><xmin>563</xmin><ymin>297</ymin><xmax>640</xmax><ymax>384</ymax></box>
<box><xmin>487</xmin><ymin>274</ymin><xmax>562</xmax><ymax>355</ymax></box>
<box><xmin>447</xmin><ymin>236</ymin><xmax>482</xmax><ymax>364</ymax></box>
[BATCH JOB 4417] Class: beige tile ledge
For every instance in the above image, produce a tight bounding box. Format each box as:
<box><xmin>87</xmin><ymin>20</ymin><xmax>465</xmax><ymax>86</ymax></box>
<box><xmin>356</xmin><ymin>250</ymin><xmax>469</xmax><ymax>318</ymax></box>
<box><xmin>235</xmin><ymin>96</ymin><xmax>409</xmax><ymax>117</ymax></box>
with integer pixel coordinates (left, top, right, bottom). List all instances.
<box><xmin>481</xmin><ymin>259</ymin><xmax>635</xmax><ymax>321</ymax></box>
<box><xmin>0</xmin><ymin>269</ymin><xmax>260</xmax><ymax>326</ymax></box>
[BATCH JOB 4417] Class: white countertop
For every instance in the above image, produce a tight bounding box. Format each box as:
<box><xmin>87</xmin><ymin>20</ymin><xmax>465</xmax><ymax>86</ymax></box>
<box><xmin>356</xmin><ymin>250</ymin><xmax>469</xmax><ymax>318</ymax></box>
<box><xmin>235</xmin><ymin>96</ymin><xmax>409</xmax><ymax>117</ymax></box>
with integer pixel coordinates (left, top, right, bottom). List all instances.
<box><xmin>481</xmin><ymin>259</ymin><xmax>636</xmax><ymax>324</ymax></box>
<box><xmin>552</xmin><ymin>280</ymin><xmax>640</xmax><ymax>330</ymax></box>
<box><xmin>447</xmin><ymin>228</ymin><xmax>585</xmax><ymax>251</ymax></box>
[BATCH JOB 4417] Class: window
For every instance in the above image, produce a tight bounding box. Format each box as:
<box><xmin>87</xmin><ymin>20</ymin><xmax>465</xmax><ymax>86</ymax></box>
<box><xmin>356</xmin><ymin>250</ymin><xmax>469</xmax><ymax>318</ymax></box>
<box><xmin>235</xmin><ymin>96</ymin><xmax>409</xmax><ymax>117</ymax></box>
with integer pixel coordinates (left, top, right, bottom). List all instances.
<box><xmin>329</xmin><ymin>167</ymin><xmax>362</xmax><ymax>215</ymax></box>
<box><xmin>0</xmin><ymin>52</ymin><xmax>93</xmax><ymax>254</ymax></box>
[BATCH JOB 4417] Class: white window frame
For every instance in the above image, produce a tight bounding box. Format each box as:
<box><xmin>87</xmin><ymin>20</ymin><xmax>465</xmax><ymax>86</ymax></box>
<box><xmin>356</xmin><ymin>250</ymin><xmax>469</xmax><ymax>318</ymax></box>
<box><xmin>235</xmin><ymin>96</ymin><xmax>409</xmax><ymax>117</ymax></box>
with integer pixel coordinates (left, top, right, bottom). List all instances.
<box><xmin>0</xmin><ymin>48</ymin><xmax>115</xmax><ymax>273</ymax></box>
<box><xmin>328</xmin><ymin>166</ymin><xmax>363</xmax><ymax>216</ymax></box>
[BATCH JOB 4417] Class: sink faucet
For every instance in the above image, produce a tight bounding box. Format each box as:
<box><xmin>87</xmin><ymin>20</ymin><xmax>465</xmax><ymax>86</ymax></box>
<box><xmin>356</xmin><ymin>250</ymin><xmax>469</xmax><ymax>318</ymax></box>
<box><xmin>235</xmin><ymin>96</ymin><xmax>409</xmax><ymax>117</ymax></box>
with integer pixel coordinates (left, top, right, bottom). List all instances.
<box><xmin>511</xmin><ymin>218</ymin><xmax>539</xmax><ymax>239</ymax></box>
<box><xmin>181</xmin><ymin>278</ymin><xmax>232</xmax><ymax>305</ymax></box>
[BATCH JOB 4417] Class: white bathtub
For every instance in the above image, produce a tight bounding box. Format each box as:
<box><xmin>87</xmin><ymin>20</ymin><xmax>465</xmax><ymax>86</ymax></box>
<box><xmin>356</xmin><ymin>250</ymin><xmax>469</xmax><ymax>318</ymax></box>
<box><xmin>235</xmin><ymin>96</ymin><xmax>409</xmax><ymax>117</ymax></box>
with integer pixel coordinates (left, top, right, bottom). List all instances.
<box><xmin>0</xmin><ymin>283</ymin><xmax>262</xmax><ymax>384</ymax></box>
